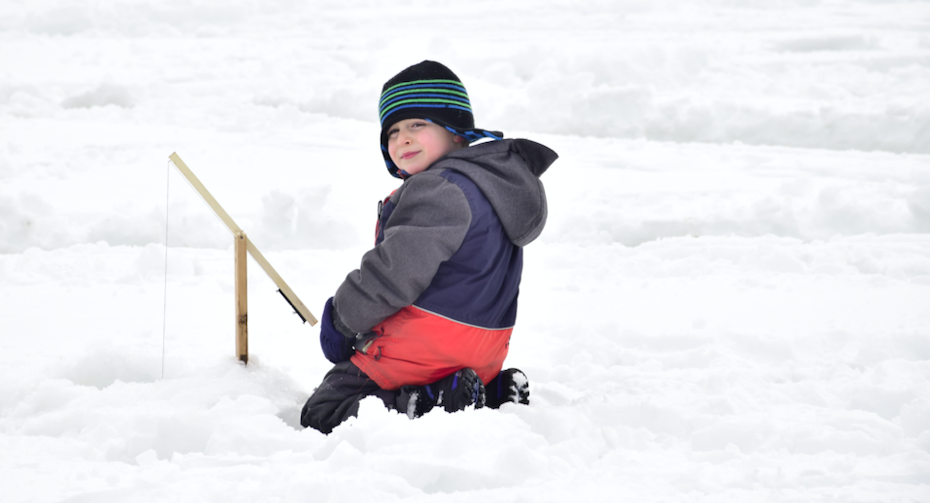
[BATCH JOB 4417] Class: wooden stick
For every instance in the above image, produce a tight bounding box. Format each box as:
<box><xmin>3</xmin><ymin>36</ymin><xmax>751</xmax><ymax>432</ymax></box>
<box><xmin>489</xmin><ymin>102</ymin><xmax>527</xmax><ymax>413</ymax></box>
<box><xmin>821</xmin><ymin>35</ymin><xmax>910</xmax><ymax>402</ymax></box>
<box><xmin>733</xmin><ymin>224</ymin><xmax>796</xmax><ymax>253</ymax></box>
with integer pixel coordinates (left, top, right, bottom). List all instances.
<box><xmin>168</xmin><ymin>152</ymin><xmax>242</xmax><ymax>234</ymax></box>
<box><xmin>167</xmin><ymin>152</ymin><xmax>318</xmax><ymax>329</ymax></box>
<box><xmin>246</xmin><ymin>237</ymin><xmax>318</xmax><ymax>325</ymax></box>
<box><xmin>235</xmin><ymin>231</ymin><xmax>248</xmax><ymax>363</ymax></box>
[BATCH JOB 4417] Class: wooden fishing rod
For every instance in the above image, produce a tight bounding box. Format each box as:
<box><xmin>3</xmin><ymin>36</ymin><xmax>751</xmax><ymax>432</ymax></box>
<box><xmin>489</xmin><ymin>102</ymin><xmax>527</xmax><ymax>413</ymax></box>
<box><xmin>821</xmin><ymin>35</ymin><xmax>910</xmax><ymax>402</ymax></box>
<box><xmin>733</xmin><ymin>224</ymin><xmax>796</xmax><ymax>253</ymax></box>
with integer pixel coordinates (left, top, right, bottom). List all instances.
<box><xmin>168</xmin><ymin>152</ymin><xmax>318</xmax><ymax>364</ymax></box>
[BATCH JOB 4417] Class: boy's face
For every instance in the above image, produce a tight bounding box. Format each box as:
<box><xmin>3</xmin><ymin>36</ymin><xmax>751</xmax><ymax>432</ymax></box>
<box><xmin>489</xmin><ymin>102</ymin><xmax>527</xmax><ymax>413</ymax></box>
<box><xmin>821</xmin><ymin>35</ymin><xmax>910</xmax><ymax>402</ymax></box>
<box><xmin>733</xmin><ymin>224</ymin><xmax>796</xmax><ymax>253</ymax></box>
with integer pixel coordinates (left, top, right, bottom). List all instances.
<box><xmin>386</xmin><ymin>119</ymin><xmax>465</xmax><ymax>176</ymax></box>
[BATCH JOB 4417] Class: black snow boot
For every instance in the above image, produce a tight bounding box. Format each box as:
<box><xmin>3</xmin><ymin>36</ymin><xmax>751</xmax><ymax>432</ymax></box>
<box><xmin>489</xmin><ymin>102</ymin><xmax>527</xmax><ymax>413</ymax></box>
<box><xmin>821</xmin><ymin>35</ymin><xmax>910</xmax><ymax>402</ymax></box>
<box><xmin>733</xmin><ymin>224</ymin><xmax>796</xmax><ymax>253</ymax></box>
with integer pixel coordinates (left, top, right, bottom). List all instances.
<box><xmin>484</xmin><ymin>368</ymin><xmax>530</xmax><ymax>409</ymax></box>
<box><xmin>398</xmin><ymin>368</ymin><xmax>486</xmax><ymax>418</ymax></box>
<box><xmin>397</xmin><ymin>385</ymin><xmax>436</xmax><ymax>419</ymax></box>
<box><xmin>435</xmin><ymin>368</ymin><xmax>486</xmax><ymax>413</ymax></box>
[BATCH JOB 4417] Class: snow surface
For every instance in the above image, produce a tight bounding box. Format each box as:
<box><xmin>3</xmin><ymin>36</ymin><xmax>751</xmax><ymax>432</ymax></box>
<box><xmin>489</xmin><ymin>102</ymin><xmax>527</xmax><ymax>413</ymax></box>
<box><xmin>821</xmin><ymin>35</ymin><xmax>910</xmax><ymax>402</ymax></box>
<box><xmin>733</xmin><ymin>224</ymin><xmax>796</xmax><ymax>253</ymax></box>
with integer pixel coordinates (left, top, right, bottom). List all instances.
<box><xmin>2</xmin><ymin>0</ymin><xmax>930</xmax><ymax>501</ymax></box>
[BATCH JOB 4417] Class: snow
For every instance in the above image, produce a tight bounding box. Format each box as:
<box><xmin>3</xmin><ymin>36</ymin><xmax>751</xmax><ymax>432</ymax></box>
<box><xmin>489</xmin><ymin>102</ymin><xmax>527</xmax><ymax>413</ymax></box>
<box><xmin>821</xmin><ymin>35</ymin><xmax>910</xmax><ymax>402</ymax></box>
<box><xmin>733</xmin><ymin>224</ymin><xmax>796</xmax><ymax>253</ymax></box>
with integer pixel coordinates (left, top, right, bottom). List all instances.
<box><xmin>2</xmin><ymin>0</ymin><xmax>929</xmax><ymax>501</ymax></box>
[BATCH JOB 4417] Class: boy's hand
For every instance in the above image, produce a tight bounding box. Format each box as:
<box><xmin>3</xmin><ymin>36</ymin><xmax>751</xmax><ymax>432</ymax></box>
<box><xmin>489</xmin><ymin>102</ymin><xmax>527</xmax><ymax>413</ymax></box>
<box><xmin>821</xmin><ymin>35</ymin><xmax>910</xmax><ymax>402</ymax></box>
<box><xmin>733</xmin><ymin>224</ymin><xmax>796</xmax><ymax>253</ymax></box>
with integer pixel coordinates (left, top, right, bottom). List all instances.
<box><xmin>319</xmin><ymin>297</ymin><xmax>355</xmax><ymax>364</ymax></box>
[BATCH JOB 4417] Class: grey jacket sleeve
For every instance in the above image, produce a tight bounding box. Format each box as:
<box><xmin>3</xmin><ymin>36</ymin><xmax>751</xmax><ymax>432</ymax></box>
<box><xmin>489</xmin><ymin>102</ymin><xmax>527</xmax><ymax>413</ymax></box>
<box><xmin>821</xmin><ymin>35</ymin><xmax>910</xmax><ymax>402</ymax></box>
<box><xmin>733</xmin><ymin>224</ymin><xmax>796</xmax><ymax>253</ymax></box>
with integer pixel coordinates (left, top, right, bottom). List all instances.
<box><xmin>333</xmin><ymin>172</ymin><xmax>472</xmax><ymax>334</ymax></box>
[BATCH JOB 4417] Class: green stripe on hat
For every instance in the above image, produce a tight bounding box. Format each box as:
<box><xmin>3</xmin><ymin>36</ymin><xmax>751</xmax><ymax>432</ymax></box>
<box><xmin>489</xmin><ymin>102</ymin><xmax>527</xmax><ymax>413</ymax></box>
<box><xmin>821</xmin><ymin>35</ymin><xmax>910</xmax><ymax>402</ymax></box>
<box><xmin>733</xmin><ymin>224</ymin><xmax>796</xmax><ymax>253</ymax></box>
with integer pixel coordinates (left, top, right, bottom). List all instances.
<box><xmin>380</xmin><ymin>78</ymin><xmax>465</xmax><ymax>97</ymax></box>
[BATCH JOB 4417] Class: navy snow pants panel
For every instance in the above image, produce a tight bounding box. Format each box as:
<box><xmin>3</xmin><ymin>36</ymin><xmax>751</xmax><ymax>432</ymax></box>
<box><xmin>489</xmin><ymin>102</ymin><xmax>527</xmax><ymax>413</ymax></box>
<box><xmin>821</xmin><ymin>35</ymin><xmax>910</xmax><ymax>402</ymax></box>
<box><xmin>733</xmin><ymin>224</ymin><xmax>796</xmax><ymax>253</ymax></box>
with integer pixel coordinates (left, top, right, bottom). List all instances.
<box><xmin>300</xmin><ymin>361</ymin><xmax>399</xmax><ymax>434</ymax></box>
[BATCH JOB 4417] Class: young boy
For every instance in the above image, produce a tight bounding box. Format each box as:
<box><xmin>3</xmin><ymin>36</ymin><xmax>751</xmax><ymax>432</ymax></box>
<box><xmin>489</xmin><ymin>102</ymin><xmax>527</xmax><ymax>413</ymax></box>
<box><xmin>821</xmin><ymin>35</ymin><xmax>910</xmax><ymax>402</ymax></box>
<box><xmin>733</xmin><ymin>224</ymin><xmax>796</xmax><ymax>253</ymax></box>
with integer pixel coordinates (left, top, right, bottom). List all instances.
<box><xmin>301</xmin><ymin>60</ymin><xmax>557</xmax><ymax>434</ymax></box>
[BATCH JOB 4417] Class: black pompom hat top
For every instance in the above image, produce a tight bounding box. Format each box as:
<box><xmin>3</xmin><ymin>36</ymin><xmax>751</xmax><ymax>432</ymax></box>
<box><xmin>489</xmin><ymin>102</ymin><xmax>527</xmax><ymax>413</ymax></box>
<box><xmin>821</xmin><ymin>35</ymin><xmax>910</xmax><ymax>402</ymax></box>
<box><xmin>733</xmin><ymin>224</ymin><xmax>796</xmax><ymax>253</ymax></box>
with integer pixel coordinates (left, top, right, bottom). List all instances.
<box><xmin>379</xmin><ymin>60</ymin><xmax>503</xmax><ymax>178</ymax></box>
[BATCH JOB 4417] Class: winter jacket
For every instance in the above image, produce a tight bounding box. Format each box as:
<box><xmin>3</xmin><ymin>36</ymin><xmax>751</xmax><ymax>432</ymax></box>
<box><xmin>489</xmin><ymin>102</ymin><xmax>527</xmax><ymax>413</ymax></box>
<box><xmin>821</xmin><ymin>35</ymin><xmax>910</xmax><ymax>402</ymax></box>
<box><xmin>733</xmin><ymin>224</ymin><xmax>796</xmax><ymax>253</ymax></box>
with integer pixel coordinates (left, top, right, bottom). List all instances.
<box><xmin>333</xmin><ymin>138</ymin><xmax>557</xmax><ymax>390</ymax></box>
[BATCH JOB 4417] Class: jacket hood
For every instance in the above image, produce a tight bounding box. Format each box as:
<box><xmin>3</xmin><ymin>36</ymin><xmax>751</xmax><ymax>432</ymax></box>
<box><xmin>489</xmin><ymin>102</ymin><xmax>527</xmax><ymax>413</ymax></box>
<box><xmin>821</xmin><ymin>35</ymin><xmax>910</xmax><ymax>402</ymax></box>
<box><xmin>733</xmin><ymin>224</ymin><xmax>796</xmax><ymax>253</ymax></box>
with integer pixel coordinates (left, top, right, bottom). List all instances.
<box><xmin>431</xmin><ymin>138</ymin><xmax>557</xmax><ymax>247</ymax></box>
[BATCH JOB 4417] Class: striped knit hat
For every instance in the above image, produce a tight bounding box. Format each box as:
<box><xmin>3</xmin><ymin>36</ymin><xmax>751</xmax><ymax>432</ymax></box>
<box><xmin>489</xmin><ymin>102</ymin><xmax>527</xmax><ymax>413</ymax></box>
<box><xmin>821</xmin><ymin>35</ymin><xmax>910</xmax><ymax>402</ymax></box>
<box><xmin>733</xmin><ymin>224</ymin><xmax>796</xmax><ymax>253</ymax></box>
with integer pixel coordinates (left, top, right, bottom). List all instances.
<box><xmin>379</xmin><ymin>60</ymin><xmax>503</xmax><ymax>178</ymax></box>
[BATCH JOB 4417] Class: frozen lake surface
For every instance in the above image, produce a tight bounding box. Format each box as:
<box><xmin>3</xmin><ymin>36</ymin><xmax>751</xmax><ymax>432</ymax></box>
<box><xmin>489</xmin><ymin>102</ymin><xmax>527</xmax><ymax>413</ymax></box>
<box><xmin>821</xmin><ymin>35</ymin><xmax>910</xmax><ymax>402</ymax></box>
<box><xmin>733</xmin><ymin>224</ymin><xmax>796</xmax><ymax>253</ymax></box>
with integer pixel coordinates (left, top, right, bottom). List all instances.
<box><xmin>1</xmin><ymin>1</ymin><xmax>929</xmax><ymax>501</ymax></box>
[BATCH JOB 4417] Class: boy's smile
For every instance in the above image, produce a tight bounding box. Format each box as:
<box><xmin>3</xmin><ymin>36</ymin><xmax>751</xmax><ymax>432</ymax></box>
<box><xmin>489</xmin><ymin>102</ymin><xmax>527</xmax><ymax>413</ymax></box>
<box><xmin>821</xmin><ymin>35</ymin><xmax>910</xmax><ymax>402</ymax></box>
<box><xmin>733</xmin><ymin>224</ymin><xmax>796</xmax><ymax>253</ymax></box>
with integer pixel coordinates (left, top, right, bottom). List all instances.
<box><xmin>387</xmin><ymin>119</ymin><xmax>465</xmax><ymax>176</ymax></box>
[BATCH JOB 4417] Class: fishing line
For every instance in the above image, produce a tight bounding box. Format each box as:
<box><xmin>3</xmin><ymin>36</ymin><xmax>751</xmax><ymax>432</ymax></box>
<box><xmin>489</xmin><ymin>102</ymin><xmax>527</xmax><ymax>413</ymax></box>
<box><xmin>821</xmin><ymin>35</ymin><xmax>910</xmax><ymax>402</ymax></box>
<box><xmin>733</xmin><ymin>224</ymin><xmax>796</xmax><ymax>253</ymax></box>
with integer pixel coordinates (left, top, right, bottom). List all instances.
<box><xmin>162</xmin><ymin>159</ymin><xmax>170</xmax><ymax>379</ymax></box>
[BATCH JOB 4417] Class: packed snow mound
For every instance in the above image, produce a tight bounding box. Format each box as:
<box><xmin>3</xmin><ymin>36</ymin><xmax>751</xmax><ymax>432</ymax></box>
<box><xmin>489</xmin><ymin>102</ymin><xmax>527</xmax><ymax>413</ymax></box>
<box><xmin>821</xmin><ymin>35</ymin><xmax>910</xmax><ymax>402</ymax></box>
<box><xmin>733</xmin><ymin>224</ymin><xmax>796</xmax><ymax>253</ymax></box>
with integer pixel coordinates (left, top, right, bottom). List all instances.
<box><xmin>61</xmin><ymin>84</ymin><xmax>135</xmax><ymax>110</ymax></box>
<box><xmin>0</xmin><ymin>184</ymin><xmax>360</xmax><ymax>253</ymax></box>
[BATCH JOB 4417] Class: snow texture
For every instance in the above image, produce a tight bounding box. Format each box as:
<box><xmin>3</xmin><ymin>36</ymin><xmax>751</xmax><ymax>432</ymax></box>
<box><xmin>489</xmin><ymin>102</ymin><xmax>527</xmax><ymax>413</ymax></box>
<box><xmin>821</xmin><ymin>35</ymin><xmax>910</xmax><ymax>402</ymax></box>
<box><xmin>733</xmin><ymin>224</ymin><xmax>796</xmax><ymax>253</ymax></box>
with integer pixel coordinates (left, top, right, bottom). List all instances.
<box><xmin>1</xmin><ymin>0</ymin><xmax>929</xmax><ymax>501</ymax></box>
